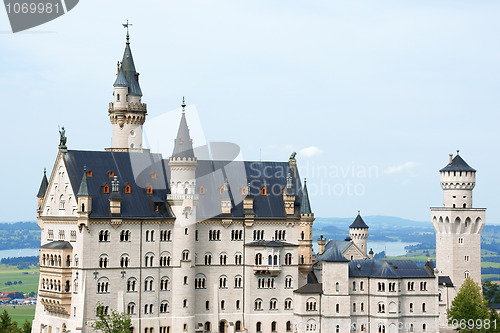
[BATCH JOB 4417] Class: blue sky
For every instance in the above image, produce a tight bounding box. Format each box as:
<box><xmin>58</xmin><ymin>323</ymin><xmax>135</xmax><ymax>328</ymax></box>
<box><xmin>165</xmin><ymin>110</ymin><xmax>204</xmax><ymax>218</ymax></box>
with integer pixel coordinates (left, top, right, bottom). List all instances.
<box><xmin>0</xmin><ymin>1</ymin><xmax>499</xmax><ymax>222</ymax></box>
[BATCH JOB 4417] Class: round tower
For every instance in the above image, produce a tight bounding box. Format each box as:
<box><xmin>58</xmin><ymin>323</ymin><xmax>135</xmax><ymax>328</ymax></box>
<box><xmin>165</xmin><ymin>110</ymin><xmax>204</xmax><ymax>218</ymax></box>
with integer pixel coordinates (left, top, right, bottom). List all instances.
<box><xmin>440</xmin><ymin>151</ymin><xmax>476</xmax><ymax>208</ymax></box>
<box><xmin>431</xmin><ymin>151</ymin><xmax>486</xmax><ymax>291</ymax></box>
<box><xmin>108</xmin><ymin>28</ymin><xmax>147</xmax><ymax>151</ymax></box>
<box><xmin>166</xmin><ymin>99</ymin><xmax>198</xmax><ymax>333</ymax></box>
<box><xmin>349</xmin><ymin>212</ymin><xmax>369</xmax><ymax>257</ymax></box>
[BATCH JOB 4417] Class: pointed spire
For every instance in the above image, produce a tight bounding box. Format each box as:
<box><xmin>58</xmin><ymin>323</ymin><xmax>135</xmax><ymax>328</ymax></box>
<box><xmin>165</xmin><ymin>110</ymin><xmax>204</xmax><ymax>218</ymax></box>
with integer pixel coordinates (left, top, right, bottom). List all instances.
<box><xmin>119</xmin><ymin>22</ymin><xmax>142</xmax><ymax>96</ymax></box>
<box><xmin>300</xmin><ymin>179</ymin><xmax>312</xmax><ymax>215</ymax></box>
<box><xmin>37</xmin><ymin>168</ymin><xmax>48</xmax><ymax>198</ymax></box>
<box><xmin>172</xmin><ymin>98</ymin><xmax>195</xmax><ymax>159</ymax></box>
<box><xmin>77</xmin><ymin>167</ymin><xmax>89</xmax><ymax>196</ymax></box>
<box><xmin>350</xmin><ymin>211</ymin><xmax>369</xmax><ymax>229</ymax></box>
<box><xmin>246</xmin><ymin>182</ymin><xmax>253</xmax><ymax>198</ymax></box>
<box><xmin>110</xmin><ymin>175</ymin><xmax>121</xmax><ymax>199</ymax></box>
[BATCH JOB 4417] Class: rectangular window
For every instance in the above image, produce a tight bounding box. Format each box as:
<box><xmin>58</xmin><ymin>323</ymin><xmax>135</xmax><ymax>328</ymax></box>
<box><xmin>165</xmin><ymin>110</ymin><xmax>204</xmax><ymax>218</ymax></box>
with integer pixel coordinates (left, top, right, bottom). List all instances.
<box><xmin>47</xmin><ymin>229</ymin><xmax>54</xmax><ymax>241</ymax></box>
<box><xmin>70</xmin><ymin>230</ymin><xmax>77</xmax><ymax>242</ymax></box>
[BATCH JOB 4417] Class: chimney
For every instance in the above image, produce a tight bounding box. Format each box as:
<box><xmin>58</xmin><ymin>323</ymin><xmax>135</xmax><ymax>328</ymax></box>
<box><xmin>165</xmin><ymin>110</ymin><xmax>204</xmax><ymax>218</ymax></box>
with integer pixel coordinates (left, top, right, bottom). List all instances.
<box><xmin>317</xmin><ymin>235</ymin><xmax>326</xmax><ymax>255</ymax></box>
<box><xmin>369</xmin><ymin>248</ymin><xmax>374</xmax><ymax>260</ymax></box>
<box><xmin>109</xmin><ymin>176</ymin><xmax>122</xmax><ymax>215</ymax></box>
<box><xmin>449</xmin><ymin>154</ymin><xmax>453</xmax><ymax>164</ymax></box>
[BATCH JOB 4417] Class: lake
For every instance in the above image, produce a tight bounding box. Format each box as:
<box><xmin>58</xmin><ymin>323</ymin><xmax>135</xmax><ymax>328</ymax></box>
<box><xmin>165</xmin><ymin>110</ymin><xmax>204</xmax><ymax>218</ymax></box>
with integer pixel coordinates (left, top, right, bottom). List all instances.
<box><xmin>367</xmin><ymin>241</ymin><xmax>420</xmax><ymax>257</ymax></box>
<box><xmin>0</xmin><ymin>248</ymin><xmax>39</xmax><ymax>260</ymax></box>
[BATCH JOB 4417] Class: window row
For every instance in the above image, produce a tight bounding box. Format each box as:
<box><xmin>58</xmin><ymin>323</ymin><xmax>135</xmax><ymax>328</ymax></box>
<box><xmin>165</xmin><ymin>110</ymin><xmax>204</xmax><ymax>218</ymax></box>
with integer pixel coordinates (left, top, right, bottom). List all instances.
<box><xmin>40</xmin><ymin>278</ymin><xmax>70</xmax><ymax>292</ymax></box>
<box><xmin>41</xmin><ymin>254</ymin><xmax>71</xmax><ymax>268</ymax></box>
<box><xmin>255</xmin><ymin>298</ymin><xmax>293</xmax><ymax>311</ymax></box>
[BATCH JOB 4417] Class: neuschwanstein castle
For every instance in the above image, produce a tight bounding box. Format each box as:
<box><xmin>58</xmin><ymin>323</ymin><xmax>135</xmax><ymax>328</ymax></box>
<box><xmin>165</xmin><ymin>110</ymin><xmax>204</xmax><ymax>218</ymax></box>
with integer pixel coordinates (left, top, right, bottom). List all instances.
<box><xmin>32</xmin><ymin>30</ymin><xmax>486</xmax><ymax>333</ymax></box>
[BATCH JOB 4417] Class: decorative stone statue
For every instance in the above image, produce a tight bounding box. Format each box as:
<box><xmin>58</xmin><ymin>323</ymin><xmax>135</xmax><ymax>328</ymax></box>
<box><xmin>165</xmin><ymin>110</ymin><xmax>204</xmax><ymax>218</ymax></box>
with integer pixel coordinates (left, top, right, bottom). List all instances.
<box><xmin>290</xmin><ymin>152</ymin><xmax>297</xmax><ymax>160</ymax></box>
<box><xmin>59</xmin><ymin>126</ymin><xmax>67</xmax><ymax>149</ymax></box>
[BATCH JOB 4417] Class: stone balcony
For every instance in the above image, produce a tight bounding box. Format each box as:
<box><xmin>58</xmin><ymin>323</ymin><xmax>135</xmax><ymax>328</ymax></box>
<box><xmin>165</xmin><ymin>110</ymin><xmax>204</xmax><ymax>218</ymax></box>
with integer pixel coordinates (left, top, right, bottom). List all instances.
<box><xmin>253</xmin><ymin>265</ymin><xmax>282</xmax><ymax>276</ymax></box>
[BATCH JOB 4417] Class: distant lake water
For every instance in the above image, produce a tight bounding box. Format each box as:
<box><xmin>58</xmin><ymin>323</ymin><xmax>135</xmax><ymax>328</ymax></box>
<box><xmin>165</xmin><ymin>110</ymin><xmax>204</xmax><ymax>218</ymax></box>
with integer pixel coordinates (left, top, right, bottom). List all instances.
<box><xmin>0</xmin><ymin>248</ymin><xmax>39</xmax><ymax>260</ymax></box>
<box><xmin>368</xmin><ymin>241</ymin><xmax>420</xmax><ymax>257</ymax></box>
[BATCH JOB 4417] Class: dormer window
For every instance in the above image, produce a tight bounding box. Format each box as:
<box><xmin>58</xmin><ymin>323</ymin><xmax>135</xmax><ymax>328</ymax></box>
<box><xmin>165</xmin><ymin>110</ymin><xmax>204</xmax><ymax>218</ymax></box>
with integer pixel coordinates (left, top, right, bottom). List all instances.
<box><xmin>87</xmin><ymin>170</ymin><xmax>93</xmax><ymax>177</ymax></box>
<box><xmin>199</xmin><ymin>185</ymin><xmax>206</xmax><ymax>195</ymax></box>
<box><xmin>241</xmin><ymin>186</ymin><xmax>247</xmax><ymax>195</ymax></box>
<box><xmin>146</xmin><ymin>185</ymin><xmax>153</xmax><ymax>195</ymax></box>
<box><xmin>103</xmin><ymin>183</ymin><xmax>110</xmax><ymax>194</ymax></box>
<box><xmin>219</xmin><ymin>186</ymin><xmax>224</xmax><ymax>195</ymax></box>
<box><xmin>261</xmin><ymin>186</ymin><xmax>267</xmax><ymax>196</ymax></box>
<box><xmin>124</xmin><ymin>184</ymin><xmax>131</xmax><ymax>194</ymax></box>
<box><xmin>108</xmin><ymin>171</ymin><xmax>114</xmax><ymax>178</ymax></box>
<box><xmin>151</xmin><ymin>172</ymin><xmax>157</xmax><ymax>179</ymax></box>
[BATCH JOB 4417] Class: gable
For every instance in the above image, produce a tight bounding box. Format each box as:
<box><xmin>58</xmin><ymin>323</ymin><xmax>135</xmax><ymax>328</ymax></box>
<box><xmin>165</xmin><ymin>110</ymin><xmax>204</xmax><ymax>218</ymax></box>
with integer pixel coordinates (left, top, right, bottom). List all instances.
<box><xmin>41</xmin><ymin>153</ymin><xmax>78</xmax><ymax>217</ymax></box>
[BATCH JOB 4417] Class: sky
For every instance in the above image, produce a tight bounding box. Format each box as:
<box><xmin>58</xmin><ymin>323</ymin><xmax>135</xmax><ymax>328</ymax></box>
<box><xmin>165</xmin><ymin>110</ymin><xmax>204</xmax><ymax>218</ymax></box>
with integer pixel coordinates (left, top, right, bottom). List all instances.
<box><xmin>0</xmin><ymin>0</ymin><xmax>499</xmax><ymax>223</ymax></box>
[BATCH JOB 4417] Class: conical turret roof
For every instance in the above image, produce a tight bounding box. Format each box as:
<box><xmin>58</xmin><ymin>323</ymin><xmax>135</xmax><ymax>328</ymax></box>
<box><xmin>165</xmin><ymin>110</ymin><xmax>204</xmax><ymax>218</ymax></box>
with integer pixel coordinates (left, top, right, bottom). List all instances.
<box><xmin>172</xmin><ymin>103</ymin><xmax>195</xmax><ymax>159</ymax></box>
<box><xmin>350</xmin><ymin>212</ymin><xmax>369</xmax><ymax>229</ymax></box>
<box><xmin>440</xmin><ymin>154</ymin><xmax>476</xmax><ymax>172</ymax></box>
<box><xmin>77</xmin><ymin>168</ymin><xmax>89</xmax><ymax>196</ymax></box>
<box><xmin>113</xmin><ymin>66</ymin><xmax>129</xmax><ymax>87</ymax></box>
<box><xmin>120</xmin><ymin>41</ymin><xmax>142</xmax><ymax>96</ymax></box>
<box><xmin>37</xmin><ymin>169</ymin><xmax>48</xmax><ymax>198</ymax></box>
<box><xmin>300</xmin><ymin>179</ymin><xmax>312</xmax><ymax>214</ymax></box>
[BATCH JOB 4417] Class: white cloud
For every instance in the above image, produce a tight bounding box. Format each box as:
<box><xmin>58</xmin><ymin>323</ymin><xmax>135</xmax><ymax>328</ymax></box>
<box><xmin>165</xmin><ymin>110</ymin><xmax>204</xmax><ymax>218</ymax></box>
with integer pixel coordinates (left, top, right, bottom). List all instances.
<box><xmin>385</xmin><ymin>162</ymin><xmax>417</xmax><ymax>174</ymax></box>
<box><xmin>299</xmin><ymin>146</ymin><xmax>323</xmax><ymax>158</ymax></box>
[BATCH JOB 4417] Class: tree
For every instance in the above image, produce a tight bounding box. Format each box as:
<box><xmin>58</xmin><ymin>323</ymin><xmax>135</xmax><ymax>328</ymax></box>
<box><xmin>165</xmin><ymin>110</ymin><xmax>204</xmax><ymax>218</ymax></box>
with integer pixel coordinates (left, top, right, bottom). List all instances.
<box><xmin>88</xmin><ymin>303</ymin><xmax>131</xmax><ymax>333</ymax></box>
<box><xmin>20</xmin><ymin>321</ymin><xmax>31</xmax><ymax>333</ymax></box>
<box><xmin>447</xmin><ymin>277</ymin><xmax>495</xmax><ymax>332</ymax></box>
<box><xmin>483</xmin><ymin>281</ymin><xmax>500</xmax><ymax>304</ymax></box>
<box><xmin>0</xmin><ymin>310</ymin><xmax>13</xmax><ymax>333</ymax></box>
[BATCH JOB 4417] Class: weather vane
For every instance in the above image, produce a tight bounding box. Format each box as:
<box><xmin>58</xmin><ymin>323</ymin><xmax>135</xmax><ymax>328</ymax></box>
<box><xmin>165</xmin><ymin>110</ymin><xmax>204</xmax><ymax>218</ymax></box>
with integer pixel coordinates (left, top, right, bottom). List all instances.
<box><xmin>122</xmin><ymin>20</ymin><xmax>133</xmax><ymax>43</ymax></box>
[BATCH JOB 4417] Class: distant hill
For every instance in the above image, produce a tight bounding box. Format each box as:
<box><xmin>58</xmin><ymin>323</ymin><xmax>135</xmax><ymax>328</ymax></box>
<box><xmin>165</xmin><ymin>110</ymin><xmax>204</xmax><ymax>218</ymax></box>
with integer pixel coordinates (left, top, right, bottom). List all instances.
<box><xmin>0</xmin><ymin>222</ymin><xmax>40</xmax><ymax>250</ymax></box>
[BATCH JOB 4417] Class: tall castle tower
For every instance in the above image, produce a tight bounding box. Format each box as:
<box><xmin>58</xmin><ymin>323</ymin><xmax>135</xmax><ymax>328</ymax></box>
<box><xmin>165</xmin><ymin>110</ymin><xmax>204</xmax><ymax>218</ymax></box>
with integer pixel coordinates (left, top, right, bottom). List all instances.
<box><xmin>431</xmin><ymin>151</ymin><xmax>485</xmax><ymax>290</ymax></box>
<box><xmin>166</xmin><ymin>100</ymin><xmax>198</xmax><ymax>332</ymax></box>
<box><xmin>349</xmin><ymin>212</ymin><xmax>369</xmax><ymax>256</ymax></box>
<box><xmin>107</xmin><ymin>26</ymin><xmax>147</xmax><ymax>152</ymax></box>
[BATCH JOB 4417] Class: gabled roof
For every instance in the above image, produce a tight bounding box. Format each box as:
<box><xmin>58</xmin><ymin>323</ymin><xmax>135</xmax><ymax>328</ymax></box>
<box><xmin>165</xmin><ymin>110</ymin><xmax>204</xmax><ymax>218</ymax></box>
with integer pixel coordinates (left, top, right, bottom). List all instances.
<box><xmin>350</xmin><ymin>213</ymin><xmax>369</xmax><ymax>229</ymax></box>
<box><xmin>37</xmin><ymin>170</ymin><xmax>48</xmax><ymax>198</ymax></box>
<box><xmin>172</xmin><ymin>112</ymin><xmax>195</xmax><ymax>159</ymax></box>
<box><xmin>316</xmin><ymin>243</ymin><xmax>349</xmax><ymax>262</ymax></box>
<box><xmin>349</xmin><ymin>260</ymin><xmax>435</xmax><ymax>278</ymax></box>
<box><xmin>300</xmin><ymin>180</ymin><xmax>312</xmax><ymax>214</ymax></box>
<box><xmin>41</xmin><ymin>241</ymin><xmax>73</xmax><ymax>249</ymax></box>
<box><xmin>440</xmin><ymin>154</ymin><xmax>476</xmax><ymax>172</ymax></box>
<box><xmin>324</xmin><ymin>240</ymin><xmax>351</xmax><ymax>253</ymax></box>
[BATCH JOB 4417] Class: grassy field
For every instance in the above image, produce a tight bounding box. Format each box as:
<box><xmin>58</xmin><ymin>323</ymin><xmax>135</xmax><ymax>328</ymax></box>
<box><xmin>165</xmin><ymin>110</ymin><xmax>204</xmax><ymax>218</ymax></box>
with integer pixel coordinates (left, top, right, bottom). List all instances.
<box><xmin>0</xmin><ymin>304</ymin><xmax>36</xmax><ymax>324</ymax></box>
<box><xmin>0</xmin><ymin>265</ymin><xmax>39</xmax><ymax>293</ymax></box>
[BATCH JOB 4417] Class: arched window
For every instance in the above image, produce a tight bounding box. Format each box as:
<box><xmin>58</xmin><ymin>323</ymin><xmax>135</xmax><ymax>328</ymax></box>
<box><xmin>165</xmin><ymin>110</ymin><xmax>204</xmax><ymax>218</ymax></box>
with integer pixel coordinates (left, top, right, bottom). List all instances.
<box><xmin>199</xmin><ymin>185</ymin><xmax>205</xmax><ymax>195</ymax></box>
<box><xmin>182</xmin><ymin>250</ymin><xmax>190</xmax><ymax>261</ymax></box>
<box><xmin>260</xmin><ymin>186</ymin><xmax>267</xmax><ymax>196</ymax></box>
<box><xmin>235</xmin><ymin>321</ymin><xmax>241</xmax><ymax>332</ymax></box>
<box><xmin>284</xmin><ymin>298</ymin><xmax>293</xmax><ymax>310</ymax></box>
<box><xmin>97</xmin><ymin>277</ymin><xmax>109</xmax><ymax>294</ymax></box>
<box><xmin>205</xmin><ymin>253</ymin><xmax>212</xmax><ymax>265</ymax></box>
<box><xmin>219</xmin><ymin>275</ymin><xmax>227</xmax><ymax>289</ymax></box>
<box><xmin>144</xmin><ymin>277</ymin><xmax>154</xmax><ymax>291</ymax></box>
<box><xmin>127</xmin><ymin>302</ymin><xmax>135</xmax><ymax>315</ymax></box>
<box><xmin>127</xmin><ymin>278</ymin><xmax>137</xmax><ymax>292</ymax></box>
<box><xmin>285</xmin><ymin>253</ymin><xmax>292</xmax><ymax>265</ymax></box>
<box><xmin>270</xmin><ymin>298</ymin><xmax>277</xmax><ymax>310</ymax></box>
<box><xmin>160</xmin><ymin>276</ymin><xmax>169</xmax><ymax>291</ymax></box>
<box><xmin>255</xmin><ymin>299</ymin><xmax>262</xmax><ymax>310</ymax></box>
<box><xmin>99</xmin><ymin>254</ymin><xmax>109</xmax><ymax>268</ymax></box>
<box><xmin>255</xmin><ymin>253</ymin><xmax>262</xmax><ymax>265</ymax></box>
<box><xmin>286</xmin><ymin>321</ymin><xmax>292</xmax><ymax>332</ymax></box>
<box><xmin>124</xmin><ymin>184</ymin><xmax>131</xmax><ymax>194</ymax></box>
<box><xmin>159</xmin><ymin>301</ymin><xmax>169</xmax><ymax>313</ymax></box>
<box><xmin>256</xmin><ymin>322</ymin><xmax>262</xmax><ymax>332</ymax></box>
<box><xmin>285</xmin><ymin>276</ymin><xmax>293</xmax><ymax>289</ymax></box>
<box><xmin>103</xmin><ymin>183</ymin><xmax>110</xmax><ymax>194</ymax></box>
<box><xmin>336</xmin><ymin>282</ymin><xmax>339</xmax><ymax>292</ymax></box>
<box><xmin>195</xmin><ymin>274</ymin><xmax>206</xmax><ymax>289</ymax></box>
<box><xmin>234</xmin><ymin>275</ymin><xmax>242</xmax><ymax>288</ymax></box>
<box><xmin>146</xmin><ymin>184</ymin><xmax>153</xmax><ymax>194</ymax></box>
<box><xmin>120</xmin><ymin>254</ymin><xmax>129</xmax><ymax>268</ymax></box>
<box><xmin>271</xmin><ymin>321</ymin><xmax>277</xmax><ymax>332</ymax></box>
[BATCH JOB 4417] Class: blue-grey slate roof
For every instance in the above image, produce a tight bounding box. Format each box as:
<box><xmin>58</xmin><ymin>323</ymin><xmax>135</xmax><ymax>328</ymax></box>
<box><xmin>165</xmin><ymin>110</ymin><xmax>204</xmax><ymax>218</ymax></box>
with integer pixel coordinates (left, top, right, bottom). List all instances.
<box><xmin>172</xmin><ymin>112</ymin><xmax>195</xmax><ymax>158</ymax></box>
<box><xmin>440</xmin><ymin>155</ymin><xmax>476</xmax><ymax>172</ymax></box>
<box><xmin>324</xmin><ymin>240</ymin><xmax>351</xmax><ymax>253</ymax></box>
<box><xmin>113</xmin><ymin>66</ymin><xmax>129</xmax><ymax>87</ymax></box>
<box><xmin>438</xmin><ymin>276</ymin><xmax>454</xmax><ymax>287</ymax></box>
<box><xmin>300</xmin><ymin>180</ymin><xmax>312</xmax><ymax>214</ymax></box>
<box><xmin>77</xmin><ymin>170</ymin><xmax>89</xmax><ymax>196</ymax></box>
<box><xmin>37</xmin><ymin>170</ymin><xmax>48</xmax><ymax>197</ymax></box>
<box><xmin>63</xmin><ymin>150</ymin><xmax>304</xmax><ymax>220</ymax></box>
<box><xmin>41</xmin><ymin>241</ymin><xmax>73</xmax><ymax>249</ymax></box>
<box><xmin>316</xmin><ymin>243</ymin><xmax>349</xmax><ymax>262</ymax></box>
<box><xmin>348</xmin><ymin>260</ymin><xmax>435</xmax><ymax>278</ymax></box>
<box><xmin>120</xmin><ymin>43</ymin><xmax>142</xmax><ymax>96</ymax></box>
<box><xmin>350</xmin><ymin>214</ymin><xmax>369</xmax><ymax>229</ymax></box>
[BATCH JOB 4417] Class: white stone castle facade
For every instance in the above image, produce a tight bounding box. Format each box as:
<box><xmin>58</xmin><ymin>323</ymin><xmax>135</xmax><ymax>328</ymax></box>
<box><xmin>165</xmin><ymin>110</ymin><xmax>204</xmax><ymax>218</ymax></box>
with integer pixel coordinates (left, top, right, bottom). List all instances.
<box><xmin>32</xmin><ymin>31</ymin><xmax>485</xmax><ymax>333</ymax></box>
